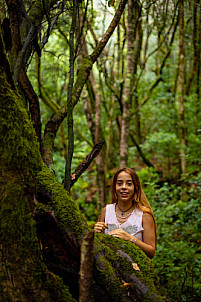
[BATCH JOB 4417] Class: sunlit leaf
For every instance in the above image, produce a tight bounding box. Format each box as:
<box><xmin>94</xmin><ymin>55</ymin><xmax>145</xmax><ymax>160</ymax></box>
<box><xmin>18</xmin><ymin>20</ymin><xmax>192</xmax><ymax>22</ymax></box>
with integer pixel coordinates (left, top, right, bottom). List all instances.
<box><xmin>71</xmin><ymin>173</ymin><xmax>76</xmax><ymax>180</ymax></box>
<box><xmin>122</xmin><ymin>280</ymin><xmax>132</xmax><ymax>290</ymax></box>
<box><xmin>132</xmin><ymin>263</ymin><xmax>140</xmax><ymax>271</ymax></box>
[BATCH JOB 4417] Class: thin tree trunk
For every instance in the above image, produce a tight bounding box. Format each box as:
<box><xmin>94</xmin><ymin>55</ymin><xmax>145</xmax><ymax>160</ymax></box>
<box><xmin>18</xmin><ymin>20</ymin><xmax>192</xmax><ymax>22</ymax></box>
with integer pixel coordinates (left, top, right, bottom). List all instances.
<box><xmin>105</xmin><ymin>96</ymin><xmax>115</xmax><ymax>176</ymax></box>
<box><xmin>94</xmin><ymin>76</ymin><xmax>106</xmax><ymax>209</ymax></box>
<box><xmin>178</xmin><ymin>0</ymin><xmax>186</xmax><ymax>175</ymax></box>
<box><xmin>133</xmin><ymin>1</ymin><xmax>142</xmax><ymax>144</ymax></box>
<box><xmin>79</xmin><ymin>22</ymin><xmax>106</xmax><ymax>208</ymax></box>
<box><xmin>196</xmin><ymin>0</ymin><xmax>201</xmax><ymax>110</ymax></box>
<box><xmin>185</xmin><ymin>0</ymin><xmax>198</xmax><ymax>96</ymax></box>
<box><xmin>64</xmin><ymin>0</ymin><xmax>77</xmax><ymax>192</ymax></box>
<box><xmin>120</xmin><ymin>0</ymin><xmax>140</xmax><ymax>167</ymax></box>
<box><xmin>130</xmin><ymin>133</ymin><xmax>154</xmax><ymax>168</ymax></box>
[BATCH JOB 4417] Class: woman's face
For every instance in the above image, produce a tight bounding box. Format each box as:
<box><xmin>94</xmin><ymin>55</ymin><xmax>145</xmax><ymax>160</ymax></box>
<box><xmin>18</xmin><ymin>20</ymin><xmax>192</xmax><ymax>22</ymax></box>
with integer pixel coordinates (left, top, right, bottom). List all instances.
<box><xmin>115</xmin><ymin>171</ymin><xmax>135</xmax><ymax>204</ymax></box>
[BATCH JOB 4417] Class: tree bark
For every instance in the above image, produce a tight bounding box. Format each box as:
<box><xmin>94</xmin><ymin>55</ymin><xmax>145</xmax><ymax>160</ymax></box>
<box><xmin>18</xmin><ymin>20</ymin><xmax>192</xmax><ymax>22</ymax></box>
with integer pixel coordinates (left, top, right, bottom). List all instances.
<box><xmin>196</xmin><ymin>0</ymin><xmax>201</xmax><ymax>109</ymax></box>
<box><xmin>5</xmin><ymin>0</ymin><xmax>58</xmax><ymax>146</ymax></box>
<box><xmin>185</xmin><ymin>0</ymin><xmax>199</xmax><ymax>96</ymax></box>
<box><xmin>94</xmin><ymin>77</ymin><xmax>106</xmax><ymax>209</ymax></box>
<box><xmin>120</xmin><ymin>0</ymin><xmax>141</xmax><ymax>167</ymax></box>
<box><xmin>64</xmin><ymin>0</ymin><xmax>77</xmax><ymax>192</ymax></box>
<box><xmin>178</xmin><ymin>0</ymin><xmax>186</xmax><ymax>175</ymax></box>
<box><xmin>79</xmin><ymin>231</ymin><xmax>95</xmax><ymax>302</ymax></box>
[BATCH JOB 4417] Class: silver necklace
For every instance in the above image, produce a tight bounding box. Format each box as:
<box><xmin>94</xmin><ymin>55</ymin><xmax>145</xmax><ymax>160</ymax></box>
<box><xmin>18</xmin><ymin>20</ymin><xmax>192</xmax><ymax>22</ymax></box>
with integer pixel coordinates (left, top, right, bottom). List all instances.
<box><xmin>117</xmin><ymin>203</ymin><xmax>133</xmax><ymax>217</ymax></box>
<box><xmin>115</xmin><ymin>211</ymin><xmax>132</xmax><ymax>219</ymax></box>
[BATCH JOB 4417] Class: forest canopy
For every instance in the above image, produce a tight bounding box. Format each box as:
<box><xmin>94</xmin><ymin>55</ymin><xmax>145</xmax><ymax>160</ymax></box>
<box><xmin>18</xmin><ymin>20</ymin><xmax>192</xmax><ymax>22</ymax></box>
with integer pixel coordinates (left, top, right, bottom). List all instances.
<box><xmin>0</xmin><ymin>0</ymin><xmax>201</xmax><ymax>301</ymax></box>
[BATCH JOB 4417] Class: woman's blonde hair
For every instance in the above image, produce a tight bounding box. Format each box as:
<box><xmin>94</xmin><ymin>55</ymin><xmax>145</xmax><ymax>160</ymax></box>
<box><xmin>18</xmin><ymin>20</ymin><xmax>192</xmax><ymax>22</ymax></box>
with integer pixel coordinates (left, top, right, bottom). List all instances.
<box><xmin>111</xmin><ymin>167</ymin><xmax>157</xmax><ymax>243</ymax></box>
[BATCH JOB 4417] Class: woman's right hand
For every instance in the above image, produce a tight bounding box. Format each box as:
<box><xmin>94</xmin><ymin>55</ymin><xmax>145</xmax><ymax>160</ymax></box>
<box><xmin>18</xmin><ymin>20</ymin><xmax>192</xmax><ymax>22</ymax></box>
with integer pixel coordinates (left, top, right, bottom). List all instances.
<box><xmin>94</xmin><ymin>222</ymin><xmax>108</xmax><ymax>233</ymax></box>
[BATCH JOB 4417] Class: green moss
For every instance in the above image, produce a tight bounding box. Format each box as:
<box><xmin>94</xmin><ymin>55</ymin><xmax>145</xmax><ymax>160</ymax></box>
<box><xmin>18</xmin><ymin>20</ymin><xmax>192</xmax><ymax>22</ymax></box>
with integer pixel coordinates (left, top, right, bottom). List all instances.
<box><xmin>97</xmin><ymin>255</ymin><xmax>125</xmax><ymax>301</ymax></box>
<box><xmin>72</xmin><ymin>56</ymin><xmax>93</xmax><ymax>107</ymax></box>
<box><xmin>40</xmin><ymin>272</ymin><xmax>77</xmax><ymax>302</ymax></box>
<box><xmin>0</xmin><ymin>73</ymin><xmax>42</xmax><ymax>180</ymax></box>
<box><xmin>36</xmin><ymin>165</ymin><xmax>89</xmax><ymax>243</ymax></box>
<box><xmin>0</xmin><ymin>169</ymin><xmax>76</xmax><ymax>301</ymax></box>
<box><xmin>28</xmin><ymin>0</ymin><xmax>56</xmax><ymax>25</ymax></box>
<box><xmin>94</xmin><ymin>234</ymin><xmax>165</xmax><ymax>301</ymax></box>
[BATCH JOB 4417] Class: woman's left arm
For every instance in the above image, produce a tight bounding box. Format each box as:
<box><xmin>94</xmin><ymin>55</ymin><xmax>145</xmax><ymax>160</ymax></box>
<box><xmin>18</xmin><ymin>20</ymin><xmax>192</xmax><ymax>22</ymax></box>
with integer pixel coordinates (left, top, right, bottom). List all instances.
<box><xmin>139</xmin><ymin>212</ymin><xmax>156</xmax><ymax>258</ymax></box>
<box><xmin>110</xmin><ymin>213</ymin><xmax>156</xmax><ymax>259</ymax></box>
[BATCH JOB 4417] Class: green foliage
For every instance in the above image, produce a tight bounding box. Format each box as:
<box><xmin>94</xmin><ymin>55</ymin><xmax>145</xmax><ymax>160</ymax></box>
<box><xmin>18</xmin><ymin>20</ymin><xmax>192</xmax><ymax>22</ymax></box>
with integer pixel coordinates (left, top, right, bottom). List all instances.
<box><xmin>53</xmin><ymin>151</ymin><xmax>66</xmax><ymax>183</ymax></box>
<box><xmin>71</xmin><ymin>166</ymin><xmax>99</xmax><ymax>223</ymax></box>
<box><xmin>137</xmin><ymin>170</ymin><xmax>201</xmax><ymax>301</ymax></box>
<box><xmin>143</xmin><ymin>132</ymin><xmax>179</xmax><ymax>156</ymax></box>
<box><xmin>136</xmin><ymin>167</ymin><xmax>160</xmax><ymax>205</ymax></box>
<box><xmin>142</xmin><ymin>132</ymin><xmax>179</xmax><ymax>176</ymax></box>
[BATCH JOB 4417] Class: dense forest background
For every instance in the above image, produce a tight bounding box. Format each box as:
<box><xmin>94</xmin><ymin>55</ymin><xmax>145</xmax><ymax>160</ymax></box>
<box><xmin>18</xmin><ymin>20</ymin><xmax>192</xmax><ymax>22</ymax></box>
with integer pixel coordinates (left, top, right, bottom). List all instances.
<box><xmin>1</xmin><ymin>0</ymin><xmax>201</xmax><ymax>301</ymax></box>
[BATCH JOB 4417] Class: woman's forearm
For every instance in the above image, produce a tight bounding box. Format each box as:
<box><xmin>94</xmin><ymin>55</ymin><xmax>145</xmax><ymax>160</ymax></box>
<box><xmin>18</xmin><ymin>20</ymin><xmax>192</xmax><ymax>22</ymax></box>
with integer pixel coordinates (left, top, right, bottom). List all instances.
<box><xmin>130</xmin><ymin>236</ymin><xmax>155</xmax><ymax>259</ymax></box>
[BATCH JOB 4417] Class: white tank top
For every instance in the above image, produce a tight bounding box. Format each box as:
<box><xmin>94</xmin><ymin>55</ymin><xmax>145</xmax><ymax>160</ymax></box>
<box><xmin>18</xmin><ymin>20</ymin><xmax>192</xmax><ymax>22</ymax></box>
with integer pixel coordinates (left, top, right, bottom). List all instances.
<box><xmin>104</xmin><ymin>204</ymin><xmax>144</xmax><ymax>241</ymax></box>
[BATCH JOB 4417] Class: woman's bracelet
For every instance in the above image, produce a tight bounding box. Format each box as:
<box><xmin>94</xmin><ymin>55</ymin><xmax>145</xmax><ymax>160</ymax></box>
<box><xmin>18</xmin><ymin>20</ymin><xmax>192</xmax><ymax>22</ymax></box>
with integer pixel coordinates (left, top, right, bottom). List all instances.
<box><xmin>133</xmin><ymin>236</ymin><xmax>136</xmax><ymax>244</ymax></box>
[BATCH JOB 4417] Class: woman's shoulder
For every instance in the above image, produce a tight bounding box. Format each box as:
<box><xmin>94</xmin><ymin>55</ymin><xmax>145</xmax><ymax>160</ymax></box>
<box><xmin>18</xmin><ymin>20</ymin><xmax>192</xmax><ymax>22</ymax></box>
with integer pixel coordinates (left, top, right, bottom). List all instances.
<box><xmin>99</xmin><ymin>204</ymin><xmax>115</xmax><ymax>222</ymax></box>
<box><xmin>134</xmin><ymin>206</ymin><xmax>144</xmax><ymax>216</ymax></box>
<box><xmin>106</xmin><ymin>203</ymin><xmax>115</xmax><ymax>209</ymax></box>
<box><xmin>105</xmin><ymin>203</ymin><xmax>115</xmax><ymax>214</ymax></box>
<box><xmin>140</xmin><ymin>205</ymin><xmax>152</xmax><ymax>214</ymax></box>
<box><xmin>135</xmin><ymin>206</ymin><xmax>154</xmax><ymax>217</ymax></box>
<box><xmin>99</xmin><ymin>207</ymin><xmax>106</xmax><ymax>221</ymax></box>
<box><xmin>142</xmin><ymin>211</ymin><xmax>155</xmax><ymax>224</ymax></box>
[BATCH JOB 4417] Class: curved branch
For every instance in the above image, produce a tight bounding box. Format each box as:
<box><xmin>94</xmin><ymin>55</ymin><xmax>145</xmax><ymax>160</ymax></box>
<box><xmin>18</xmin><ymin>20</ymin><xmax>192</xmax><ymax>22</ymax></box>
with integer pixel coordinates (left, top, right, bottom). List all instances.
<box><xmin>19</xmin><ymin>70</ymin><xmax>42</xmax><ymax>145</ymax></box>
<box><xmin>70</xmin><ymin>139</ymin><xmax>105</xmax><ymax>188</ymax></box>
<box><xmin>90</xmin><ymin>0</ymin><xmax>128</xmax><ymax>64</ymax></box>
<box><xmin>130</xmin><ymin>132</ymin><xmax>154</xmax><ymax>168</ymax></box>
<box><xmin>14</xmin><ymin>23</ymin><xmax>36</xmax><ymax>83</ymax></box>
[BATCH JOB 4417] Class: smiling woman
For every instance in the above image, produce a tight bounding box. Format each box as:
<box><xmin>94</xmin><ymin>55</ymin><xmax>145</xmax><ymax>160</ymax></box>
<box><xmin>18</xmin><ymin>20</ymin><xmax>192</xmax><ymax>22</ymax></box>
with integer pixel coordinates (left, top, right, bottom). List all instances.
<box><xmin>94</xmin><ymin>167</ymin><xmax>157</xmax><ymax>259</ymax></box>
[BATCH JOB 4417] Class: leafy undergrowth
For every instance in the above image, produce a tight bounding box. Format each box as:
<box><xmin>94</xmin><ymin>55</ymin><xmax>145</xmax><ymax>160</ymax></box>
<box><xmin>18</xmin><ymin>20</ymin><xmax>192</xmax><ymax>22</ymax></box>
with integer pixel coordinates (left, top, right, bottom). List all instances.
<box><xmin>139</xmin><ymin>168</ymin><xmax>201</xmax><ymax>302</ymax></box>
